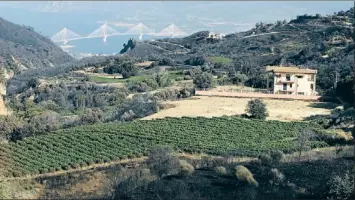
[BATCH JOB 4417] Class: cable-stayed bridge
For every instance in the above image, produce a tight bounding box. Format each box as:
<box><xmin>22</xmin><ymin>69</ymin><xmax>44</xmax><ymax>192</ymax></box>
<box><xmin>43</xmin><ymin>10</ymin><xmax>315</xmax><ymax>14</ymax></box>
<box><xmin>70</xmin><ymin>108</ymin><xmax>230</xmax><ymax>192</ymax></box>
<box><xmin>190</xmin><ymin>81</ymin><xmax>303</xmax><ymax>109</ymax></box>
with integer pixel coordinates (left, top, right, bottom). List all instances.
<box><xmin>87</xmin><ymin>23</ymin><xmax>121</xmax><ymax>42</ymax></box>
<box><xmin>51</xmin><ymin>27</ymin><xmax>82</xmax><ymax>44</ymax></box>
<box><xmin>125</xmin><ymin>23</ymin><xmax>155</xmax><ymax>40</ymax></box>
<box><xmin>155</xmin><ymin>24</ymin><xmax>187</xmax><ymax>38</ymax></box>
<box><xmin>51</xmin><ymin>22</ymin><xmax>189</xmax><ymax>44</ymax></box>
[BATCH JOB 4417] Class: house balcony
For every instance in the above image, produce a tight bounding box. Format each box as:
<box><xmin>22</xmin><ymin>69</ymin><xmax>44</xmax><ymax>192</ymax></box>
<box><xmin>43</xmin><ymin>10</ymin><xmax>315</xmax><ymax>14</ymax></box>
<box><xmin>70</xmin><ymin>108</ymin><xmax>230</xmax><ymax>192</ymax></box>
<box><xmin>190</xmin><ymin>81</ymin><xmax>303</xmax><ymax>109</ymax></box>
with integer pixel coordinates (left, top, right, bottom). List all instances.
<box><xmin>276</xmin><ymin>89</ymin><xmax>295</xmax><ymax>94</ymax></box>
<box><xmin>281</xmin><ymin>89</ymin><xmax>295</xmax><ymax>92</ymax></box>
<box><xmin>275</xmin><ymin>79</ymin><xmax>295</xmax><ymax>84</ymax></box>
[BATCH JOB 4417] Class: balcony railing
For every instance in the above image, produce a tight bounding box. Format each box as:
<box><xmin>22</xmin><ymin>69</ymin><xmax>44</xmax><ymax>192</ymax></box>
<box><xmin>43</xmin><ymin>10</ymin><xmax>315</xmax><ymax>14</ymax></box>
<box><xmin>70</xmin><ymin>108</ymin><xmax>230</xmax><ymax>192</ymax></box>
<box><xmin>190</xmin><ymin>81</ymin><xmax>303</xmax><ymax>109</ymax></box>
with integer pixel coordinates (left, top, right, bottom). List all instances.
<box><xmin>276</xmin><ymin>78</ymin><xmax>295</xmax><ymax>83</ymax></box>
<box><xmin>281</xmin><ymin>89</ymin><xmax>295</xmax><ymax>92</ymax></box>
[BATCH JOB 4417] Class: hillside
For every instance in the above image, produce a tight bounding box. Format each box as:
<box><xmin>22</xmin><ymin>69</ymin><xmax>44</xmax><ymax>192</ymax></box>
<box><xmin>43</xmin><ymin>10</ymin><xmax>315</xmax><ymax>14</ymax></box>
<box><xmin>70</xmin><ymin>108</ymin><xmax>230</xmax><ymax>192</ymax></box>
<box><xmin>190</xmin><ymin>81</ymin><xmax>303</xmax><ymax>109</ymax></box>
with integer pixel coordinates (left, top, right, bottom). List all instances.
<box><xmin>0</xmin><ymin>17</ymin><xmax>74</xmax><ymax>73</ymax></box>
<box><xmin>5</xmin><ymin>8</ymin><xmax>353</xmax><ymax>99</ymax></box>
<box><xmin>0</xmin><ymin>6</ymin><xmax>354</xmax><ymax>200</ymax></box>
<box><xmin>123</xmin><ymin>8</ymin><xmax>354</xmax><ymax>96</ymax></box>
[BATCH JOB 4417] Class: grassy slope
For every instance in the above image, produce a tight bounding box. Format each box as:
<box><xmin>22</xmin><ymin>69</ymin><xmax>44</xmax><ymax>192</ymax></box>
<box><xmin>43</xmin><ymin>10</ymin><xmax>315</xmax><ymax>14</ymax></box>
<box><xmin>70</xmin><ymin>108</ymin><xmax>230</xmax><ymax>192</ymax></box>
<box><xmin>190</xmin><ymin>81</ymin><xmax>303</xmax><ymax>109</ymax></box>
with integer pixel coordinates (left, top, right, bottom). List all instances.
<box><xmin>0</xmin><ymin>116</ymin><xmax>331</xmax><ymax>177</ymax></box>
<box><xmin>89</xmin><ymin>70</ymin><xmax>182</xmax><ymax>83</ymax></box>
<box><xmin>208</xmin><ymin>56</ymin><xmax>233</xmax><ymax>65</ymax></box>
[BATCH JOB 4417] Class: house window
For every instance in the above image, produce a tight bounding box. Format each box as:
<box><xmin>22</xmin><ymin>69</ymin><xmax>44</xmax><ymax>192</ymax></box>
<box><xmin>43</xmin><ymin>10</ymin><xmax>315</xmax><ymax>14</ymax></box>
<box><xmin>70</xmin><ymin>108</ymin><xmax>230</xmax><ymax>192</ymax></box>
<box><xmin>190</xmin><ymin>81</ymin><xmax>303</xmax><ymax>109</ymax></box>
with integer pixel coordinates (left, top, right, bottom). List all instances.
<box><xmin>283</xmin><ymin>83</ymin><xmax>287</xmax><ymax>90</ymax></box>
<box><xmin>310</xmin><ymin>75</ymin><xmax>315</xmax><ymax>81</ymax></box>
<box><xmin>310</xmin><ymin>84</ymin><xmax>314</xmax><ymax>90</ymax></box>
<box><xmin>286</xmin><ymin>74</ymin><xmax>291</xmax><ymax>81</ymax></box>
<box><xmin>298</xmin><ymin>92</ymin><xmax>305</xmax><ymax>95</ymax></box>
<box><xmin>296</xmin><ymin>75</ymin><xmax>303</xmax><ymax>79</ymax></box>
<box><xmin>290</xmin><ymin>83</ymin><xmax>293</xmax><ymax>88</ymax></box>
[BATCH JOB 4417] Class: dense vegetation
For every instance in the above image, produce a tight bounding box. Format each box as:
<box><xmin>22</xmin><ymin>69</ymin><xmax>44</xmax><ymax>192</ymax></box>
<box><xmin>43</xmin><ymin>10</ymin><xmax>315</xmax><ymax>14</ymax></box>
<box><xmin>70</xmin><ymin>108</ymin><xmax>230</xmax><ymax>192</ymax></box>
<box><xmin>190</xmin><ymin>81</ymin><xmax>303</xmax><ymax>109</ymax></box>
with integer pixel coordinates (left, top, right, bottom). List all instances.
<box><xmin>103</xmin><ymin>61</ymin><xmax>137</xmax><ymax>78</ymax></box>
<box><xmin>121</xmin><ymin>8</ymin><xmax>354</xmax><ymax>103</ymax></box>
<box><xmin>120</xmin><ymin>38</ymin><xmax>137</xmax><ymax>54</ymax></box>
<box><xmin>0</xmin><ymin>116</ymin><xmax>336</xmax><ymax>177</ymax></box>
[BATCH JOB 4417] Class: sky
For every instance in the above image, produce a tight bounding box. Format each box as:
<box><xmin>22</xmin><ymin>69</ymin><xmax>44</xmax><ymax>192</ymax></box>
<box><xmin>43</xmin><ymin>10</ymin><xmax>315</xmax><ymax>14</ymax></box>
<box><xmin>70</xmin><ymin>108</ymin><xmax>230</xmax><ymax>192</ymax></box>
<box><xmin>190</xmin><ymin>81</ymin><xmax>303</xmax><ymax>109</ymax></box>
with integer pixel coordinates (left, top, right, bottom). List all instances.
<box><xmin>0</xmin><ymin>1</ymin><xmax>353</xmax><ymax>54</ymax></box>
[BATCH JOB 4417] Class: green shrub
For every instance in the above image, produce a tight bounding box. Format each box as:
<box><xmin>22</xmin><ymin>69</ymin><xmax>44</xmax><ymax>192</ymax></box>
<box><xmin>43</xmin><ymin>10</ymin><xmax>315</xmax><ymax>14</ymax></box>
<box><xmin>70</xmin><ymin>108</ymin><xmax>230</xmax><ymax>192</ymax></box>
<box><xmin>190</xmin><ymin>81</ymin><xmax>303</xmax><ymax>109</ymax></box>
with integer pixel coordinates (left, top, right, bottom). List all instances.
<box><xmin>270</xmin><ymin>150</ymin><xmax>284</xmax><ymax>163</ymax></box>
<box><xmin>147</xmin><ymin>147</ymin><xmax>180</xmax><ymax>177</ymax></box>
<box><xmin>270</xmin><ymin>168</ymin><xmax>285</xmax><ymax>183</ymax></box>
<box><xmin>327</xmin><ymin>170</ymin><xmax>355</xmax><ymax>200</ymax></box>
<box><xmin>246</xmin><ymin>99</ymin><xmax>269</xmax><ymax>120</ymax></box>
<box><xmin>183</xmin><ymin>75</ymin><xmax>192</xmax><ymax>80</ymax></box>
<box><xmin>179</xmin><ymin>160</ymin><xmax>195</xmax><ymax>176</ymax></box>
<box><xmin>79</xmin><ymin>108</ymin><xmax>103</xmax><ymax>125</ymax></box>
<box><xmin>175</xmin><ymin>77</ymin><xmax>183</xmax><ymax>81</ymax></box>
<box><xmin>258</xmin><ymin>154</ymin><xmax>272</xmax><ymax>166</ymax></box>
<box><xmin>103</xmin><ymin>61</ymin><xmax>137</xmax><ymax>78</ymax></box>
<box><xmin>12</xmin><ymin>171</ymin><xmax>22</xmax><ymax>177</ymax></box>
<box><xmin>235</xmin><ymin>165</ymin><xmax>258</xmax><ymax>187</ymax></box>
<box><xmin>214</xmin><ymin>166</ymin><xmax>227</xmax><ymax>175</ymax></box>
<box><xmin>193</xmin><ymin>72</ymin><xmax>216</xmax><ymax>90</ymax></box>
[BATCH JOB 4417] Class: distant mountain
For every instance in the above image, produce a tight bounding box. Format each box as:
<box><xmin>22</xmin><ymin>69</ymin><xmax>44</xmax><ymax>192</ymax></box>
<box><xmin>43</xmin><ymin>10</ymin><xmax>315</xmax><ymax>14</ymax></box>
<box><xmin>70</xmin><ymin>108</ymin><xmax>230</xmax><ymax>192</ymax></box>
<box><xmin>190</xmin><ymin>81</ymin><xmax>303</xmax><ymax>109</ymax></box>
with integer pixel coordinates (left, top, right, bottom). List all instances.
<box><xmin>0</xmin><ymin>17</ymin><xmax>74</xmax><ymax>73</ymax></box>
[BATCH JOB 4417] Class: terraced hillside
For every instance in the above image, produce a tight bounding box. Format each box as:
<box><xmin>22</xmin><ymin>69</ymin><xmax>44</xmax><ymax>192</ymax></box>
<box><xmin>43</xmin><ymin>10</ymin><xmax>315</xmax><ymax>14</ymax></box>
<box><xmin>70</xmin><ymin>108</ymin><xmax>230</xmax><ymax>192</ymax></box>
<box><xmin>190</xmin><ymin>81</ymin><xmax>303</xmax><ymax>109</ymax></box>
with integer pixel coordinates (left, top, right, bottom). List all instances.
<box><xmin>0</xmin><ymin>117</ymin><xmax>333</xmax><ymax>177</ymax></box>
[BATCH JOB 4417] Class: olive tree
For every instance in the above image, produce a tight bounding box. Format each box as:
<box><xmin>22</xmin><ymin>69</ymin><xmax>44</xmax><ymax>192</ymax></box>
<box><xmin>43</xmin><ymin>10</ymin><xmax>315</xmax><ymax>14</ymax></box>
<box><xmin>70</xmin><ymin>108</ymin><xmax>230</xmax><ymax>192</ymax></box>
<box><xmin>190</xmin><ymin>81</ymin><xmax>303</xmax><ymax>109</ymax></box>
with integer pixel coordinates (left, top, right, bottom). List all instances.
<box><xmin>245</xmin><ymin>99</ymin><xmax>269</xmax><ymax>120</ymax></box>
<box><xmin>193</xmin><ymin>72</ymin><xmax>216</xmax><ymax>90</ymax></box>
<box><xmin>327</xmin><ymin>169</ymin><xmax>355</xmax><ymax>200</ymax></box>
<box><xmin>146</xmin><ymin>146</ymin><xmax>179</xmax><ymax>178</ymax></box>
<box><xmin>295</xmin><ymin>129</ymin><xmax>315</xmax><ymax>159</ymax></box>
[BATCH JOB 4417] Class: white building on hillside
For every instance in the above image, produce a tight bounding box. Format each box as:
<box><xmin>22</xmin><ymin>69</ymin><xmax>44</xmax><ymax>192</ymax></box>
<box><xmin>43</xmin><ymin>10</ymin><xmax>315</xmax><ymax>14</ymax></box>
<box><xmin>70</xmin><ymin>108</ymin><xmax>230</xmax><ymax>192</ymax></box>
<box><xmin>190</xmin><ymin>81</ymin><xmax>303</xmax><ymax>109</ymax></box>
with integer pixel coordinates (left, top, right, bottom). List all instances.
<box><xmin>207</xmin><ymin>32</ymin><xmax>225</xmax><ymax>40</ymax></box>
<box><xmin>266</xmin><ymin>66</ymin><xmax>318</xmax><ymax>96</ymax></box>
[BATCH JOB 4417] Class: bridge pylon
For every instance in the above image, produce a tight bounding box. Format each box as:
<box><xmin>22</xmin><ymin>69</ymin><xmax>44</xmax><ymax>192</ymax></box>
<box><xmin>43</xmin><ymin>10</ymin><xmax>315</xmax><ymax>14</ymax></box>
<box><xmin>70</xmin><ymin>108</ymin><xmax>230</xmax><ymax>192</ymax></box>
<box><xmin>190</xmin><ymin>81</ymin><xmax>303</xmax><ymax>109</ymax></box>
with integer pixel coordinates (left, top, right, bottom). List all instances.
<box><xmin>125</xmin><ymin>22</ymin><xmax>154</xmax><ymax>40</ymax></box>
<box><xmin>51</xmin><ymin>27</ymin><xmax>82</xmax><ymax>44</ymax></box>
<box><xmin>155</xmin><ymin>24</ymin><xmax>187</xmax><ymax>38</ymax></box>
<box><xmin>87</xmin><ymin>22</ymin><xmax>120</xmax><ymax>43</ymax></box>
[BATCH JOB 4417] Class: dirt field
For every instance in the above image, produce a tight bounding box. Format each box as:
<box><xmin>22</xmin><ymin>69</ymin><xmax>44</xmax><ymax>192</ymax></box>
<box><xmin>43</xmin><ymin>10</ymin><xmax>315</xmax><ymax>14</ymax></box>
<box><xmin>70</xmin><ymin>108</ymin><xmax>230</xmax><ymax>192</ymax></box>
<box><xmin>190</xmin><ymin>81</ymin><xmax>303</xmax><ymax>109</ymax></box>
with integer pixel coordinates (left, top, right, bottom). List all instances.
<box><xmin>143</xmin><ymin>96</ymin><xmax>336</xmax><ymax>121</ymax></box>
<box><xmin>74</xmin><ymin>70</ymin><xmax>123</xmax><ymax>79</ymax></box>
<box><xmin>0</xmin><ymin>96</ymin><xmax>7</xmax><ymax>115</ymax></box>
<box><xmin>0</xmin><ymin>83</ymin><xmax>7</xmax><ymax>115</ymax></box>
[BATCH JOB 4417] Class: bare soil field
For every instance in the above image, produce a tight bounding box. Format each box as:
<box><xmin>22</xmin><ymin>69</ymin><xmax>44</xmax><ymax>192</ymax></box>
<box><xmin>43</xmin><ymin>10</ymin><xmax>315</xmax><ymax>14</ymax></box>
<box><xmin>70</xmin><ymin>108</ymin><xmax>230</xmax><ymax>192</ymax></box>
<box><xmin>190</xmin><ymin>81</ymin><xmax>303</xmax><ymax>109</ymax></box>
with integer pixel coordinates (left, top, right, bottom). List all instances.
<box><xmin>143</xmin><ymin>96</ymin><xmax>336</xmax><ymax>121</ymax></box>
<box><xmin>74</xmin><ymin>70</ymin><xmax>123</xmax><ymax>79</ymax></box>
<box><xmin>95</xmin><ymin>82</ymin><xmax>125</xmax><ymax>88</ymax></box>
<box><xmin>0</xmin><ymin>83</ymin><xmax>7</xmax><ymax>115</ymax></box>
<box><xmin>135</xmin><ymin>61</ymin><xmax>153</xmax><ymax>67</ymax></box>
<box><xmin>0</xmin><ymin>96</ymin><xmax>7</xmax><ymax>115</ymax></box>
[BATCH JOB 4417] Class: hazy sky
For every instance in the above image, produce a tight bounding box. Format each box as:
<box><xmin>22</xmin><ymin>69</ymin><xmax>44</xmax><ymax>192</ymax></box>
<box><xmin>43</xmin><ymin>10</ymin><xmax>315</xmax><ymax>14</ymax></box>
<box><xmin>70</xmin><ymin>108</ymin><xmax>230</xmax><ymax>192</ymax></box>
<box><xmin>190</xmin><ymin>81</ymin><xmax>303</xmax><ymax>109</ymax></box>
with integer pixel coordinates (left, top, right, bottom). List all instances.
<box><xmin>0</xmin><ymin>1</ymin><xmax>353</xmax><ymax>35</ymax></box>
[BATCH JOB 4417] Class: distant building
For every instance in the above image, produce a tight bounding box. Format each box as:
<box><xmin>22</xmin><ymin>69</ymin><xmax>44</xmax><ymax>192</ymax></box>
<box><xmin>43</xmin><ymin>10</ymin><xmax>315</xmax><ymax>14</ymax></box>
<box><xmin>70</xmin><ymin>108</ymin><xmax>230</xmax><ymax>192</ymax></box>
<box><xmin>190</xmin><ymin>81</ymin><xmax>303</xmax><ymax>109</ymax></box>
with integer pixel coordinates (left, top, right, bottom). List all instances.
<box><xmin>266</xmin><ymin>66</ymin><xmax>317</xmax><ymax>96</ymax></box>
<box><xmin>207</xmin><ymin>32</ymin><xmax>225</xmax><ymax>40</ymax></box>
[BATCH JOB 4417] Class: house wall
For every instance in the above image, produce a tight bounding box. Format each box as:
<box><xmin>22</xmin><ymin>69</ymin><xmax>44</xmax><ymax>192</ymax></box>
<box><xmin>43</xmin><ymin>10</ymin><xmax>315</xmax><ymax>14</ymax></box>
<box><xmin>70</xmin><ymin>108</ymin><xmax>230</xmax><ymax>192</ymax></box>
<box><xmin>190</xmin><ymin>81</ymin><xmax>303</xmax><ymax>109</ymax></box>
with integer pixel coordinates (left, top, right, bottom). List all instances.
<box><xmin>295</xmin><ymin>74</ymin><xmax>316</xmax><ymax>95</ymax></box>
<box><xmin>271</xmin><ymin>73</ymin><xmax>316</xmax><ymax>95</ymax></box>
<box><xmin>272</xmin><ymin>73</ymin><xmax>297</xmax><ymax>94</ymax></box>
